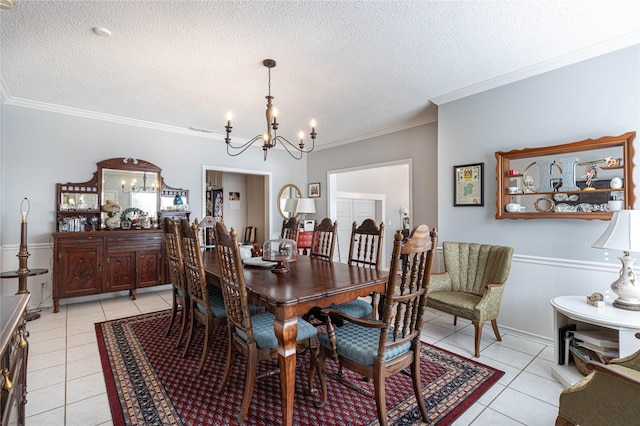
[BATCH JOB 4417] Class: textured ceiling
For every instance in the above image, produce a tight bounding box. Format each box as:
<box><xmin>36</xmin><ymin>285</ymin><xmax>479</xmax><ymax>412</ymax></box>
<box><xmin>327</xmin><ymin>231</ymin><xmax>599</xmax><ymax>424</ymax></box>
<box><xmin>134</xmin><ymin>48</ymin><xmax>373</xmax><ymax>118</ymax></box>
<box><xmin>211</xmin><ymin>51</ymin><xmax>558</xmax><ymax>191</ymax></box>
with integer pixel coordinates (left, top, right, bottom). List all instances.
<box><xmin>1</xmin><ymin>1</ymin><xmax>639</xmax><ymax>148</ymax></box>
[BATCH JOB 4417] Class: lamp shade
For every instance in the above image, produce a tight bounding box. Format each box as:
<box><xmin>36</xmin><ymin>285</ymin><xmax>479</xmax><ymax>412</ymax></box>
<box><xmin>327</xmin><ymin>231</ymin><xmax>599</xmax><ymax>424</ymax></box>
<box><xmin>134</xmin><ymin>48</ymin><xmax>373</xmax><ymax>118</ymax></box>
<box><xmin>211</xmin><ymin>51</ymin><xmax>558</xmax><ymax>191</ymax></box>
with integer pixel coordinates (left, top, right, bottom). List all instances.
<box><xmin>295</xmin><ymin>198</ymin><xmax>316</xmax><ymax>214</ymax></box>
<box><xmin>592</xmin><ymin>210</ymin><xmax>640</xmax><ymax>252</ymax></box>
<box><xmin>283</xmin><ymin>198</ymin><xmax>298</xmax><ymax>213</ymax></box>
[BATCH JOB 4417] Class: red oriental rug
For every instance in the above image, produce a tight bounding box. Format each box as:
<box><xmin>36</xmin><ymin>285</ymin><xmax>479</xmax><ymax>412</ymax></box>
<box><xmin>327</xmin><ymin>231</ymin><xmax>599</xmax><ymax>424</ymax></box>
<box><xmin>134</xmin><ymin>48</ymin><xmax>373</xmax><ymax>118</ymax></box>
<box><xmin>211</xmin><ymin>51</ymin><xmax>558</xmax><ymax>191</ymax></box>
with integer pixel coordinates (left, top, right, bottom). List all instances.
<box><xmin>96</xmin><ymin>310</ymin><xmax>503</xmax><ymax>425</ymax></box>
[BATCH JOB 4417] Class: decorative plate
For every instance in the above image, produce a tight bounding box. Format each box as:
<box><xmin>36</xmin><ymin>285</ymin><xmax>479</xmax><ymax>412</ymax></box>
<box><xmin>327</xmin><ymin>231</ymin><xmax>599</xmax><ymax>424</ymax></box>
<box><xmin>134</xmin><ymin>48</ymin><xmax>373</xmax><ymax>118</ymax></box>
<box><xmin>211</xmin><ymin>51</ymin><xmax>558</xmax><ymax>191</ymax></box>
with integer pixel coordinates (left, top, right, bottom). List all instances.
<box><xmin>243</xmin><ymin>258</ymin><xmax>278</xmax><ymax>268</ymax></box>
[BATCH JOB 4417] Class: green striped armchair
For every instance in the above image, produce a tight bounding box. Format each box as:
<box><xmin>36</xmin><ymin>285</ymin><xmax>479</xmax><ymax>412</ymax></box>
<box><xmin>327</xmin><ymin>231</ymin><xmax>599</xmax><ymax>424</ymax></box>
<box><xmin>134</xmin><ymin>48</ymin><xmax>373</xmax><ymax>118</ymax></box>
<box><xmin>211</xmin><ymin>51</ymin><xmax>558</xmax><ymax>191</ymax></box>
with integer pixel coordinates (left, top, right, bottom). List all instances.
<box><xmin>426</xmin><ymin>242</ymin><xmax>514</xmax><ymax>357</ymax></box>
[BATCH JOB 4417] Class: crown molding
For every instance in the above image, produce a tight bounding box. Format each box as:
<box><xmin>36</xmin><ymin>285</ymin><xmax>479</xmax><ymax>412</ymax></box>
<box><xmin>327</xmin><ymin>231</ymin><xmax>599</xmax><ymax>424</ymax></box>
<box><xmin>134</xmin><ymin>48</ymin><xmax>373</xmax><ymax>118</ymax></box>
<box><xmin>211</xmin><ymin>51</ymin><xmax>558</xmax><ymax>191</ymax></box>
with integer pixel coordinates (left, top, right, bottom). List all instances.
<box><xmin>315</xmin><ymin>111</ymin><xmax>438</xmax><ymax>151</ymax></box>
<box><xmin>1</xmin><ymin>92</ymin><xmax>229</xmax><ymax>141</ymax></box>
<box><xmin>431</xmin><ymin>33</ymin><xmax>640</xmax><ymax>106</ymax></box>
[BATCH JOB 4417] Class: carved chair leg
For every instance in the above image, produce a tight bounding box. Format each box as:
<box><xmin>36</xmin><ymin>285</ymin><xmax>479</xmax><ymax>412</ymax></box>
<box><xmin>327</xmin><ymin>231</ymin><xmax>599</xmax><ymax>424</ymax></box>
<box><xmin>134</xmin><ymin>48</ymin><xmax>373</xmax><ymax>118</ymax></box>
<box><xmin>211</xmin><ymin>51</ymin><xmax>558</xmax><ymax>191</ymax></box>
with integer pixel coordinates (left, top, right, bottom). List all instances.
<box><xmin>411</xmin><ymin>351</ymin><xmax>429</xmax><ymax>422</ymax></box>
<box><xmin>217</xmin><ymin>327</ymin><xmax>235</xmax><ymax>394</ymax></box>
<box><xmin>373</xmin><ymin>372</ymin><xmax>388</xmax><ymax>426</ymax></box>
<box><xmin>238</xmin><ymin>349</ymin><xmax>258</xmax><ymax>424</ymax></box>
<box><xmin>175</xmin><ymin>298</ymin><xmax>190</xmax><ymax>349</ymax></box>
<box><xmin>491</xmin><ymin>319</ymin><xmax>502</xmax><ymax>341</ymax></box>
<box><xmin>165</xmin><ymin>291</ymin><xmax>178</xmax><ymax>337</ymax></box>
<box><xmin>198</xmin><ymin>320</ymin><xmax>212</xmax><ymax>375</ymax></box>
<box><xmin>473</xmin><ymin>321</ymin><xmax>484</xmax><ymax>358</ymax></box>
<box><xmin>314</xmin><ymin>351</ymin><xmax>328</xmax><ymax>408</ymax></box>
<box><xmin>453</xmin><ymin>315</ymin><xmax>458</xmax><ymax>326</ymax></box>
<box><xmin>182</xmin><ymin>308</ymin><xmax>196</xmax><ymax>358</ymax></box>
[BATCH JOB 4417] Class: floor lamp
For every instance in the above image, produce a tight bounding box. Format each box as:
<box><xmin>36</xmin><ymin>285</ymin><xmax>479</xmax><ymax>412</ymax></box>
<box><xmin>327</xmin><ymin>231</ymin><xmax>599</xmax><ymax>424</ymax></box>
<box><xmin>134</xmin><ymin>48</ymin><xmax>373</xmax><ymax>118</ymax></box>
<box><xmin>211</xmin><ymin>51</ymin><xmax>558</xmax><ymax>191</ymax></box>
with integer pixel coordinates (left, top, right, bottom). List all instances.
<box><xmin>0</xmin><ymin>198</ymin><xmax>48</xmax><ymax>321</ymax></box>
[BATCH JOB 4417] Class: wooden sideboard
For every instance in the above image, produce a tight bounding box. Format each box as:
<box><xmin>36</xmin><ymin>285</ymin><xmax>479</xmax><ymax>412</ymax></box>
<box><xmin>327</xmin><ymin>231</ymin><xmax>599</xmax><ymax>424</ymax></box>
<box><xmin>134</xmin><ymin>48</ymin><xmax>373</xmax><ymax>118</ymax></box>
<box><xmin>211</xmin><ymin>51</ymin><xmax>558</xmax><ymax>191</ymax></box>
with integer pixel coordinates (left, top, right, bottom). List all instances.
<box><xmin>0</xmin><ymin>294</ymin><xmax>30</xmax><ymax>426</ymax></box>
<box><xmin>52</xmin><ymin>229</ymin><xmax>165</xmax><ymax>312</ymax></box>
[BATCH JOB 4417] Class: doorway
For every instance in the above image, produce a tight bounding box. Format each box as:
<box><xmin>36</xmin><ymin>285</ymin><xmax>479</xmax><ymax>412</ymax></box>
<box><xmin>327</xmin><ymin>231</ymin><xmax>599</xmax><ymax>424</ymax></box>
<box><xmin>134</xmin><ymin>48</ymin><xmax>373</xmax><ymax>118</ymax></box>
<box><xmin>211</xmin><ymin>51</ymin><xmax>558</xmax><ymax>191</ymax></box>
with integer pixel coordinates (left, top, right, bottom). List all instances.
<box><xmin>201</xmin><ymin>165</ymin><xmax>272</xmax><ymax>244</ymax></box>
<box><xmin>327</xmin><ymin>159</ymin><xmax>411</xmax><ymax>269</ymax></box>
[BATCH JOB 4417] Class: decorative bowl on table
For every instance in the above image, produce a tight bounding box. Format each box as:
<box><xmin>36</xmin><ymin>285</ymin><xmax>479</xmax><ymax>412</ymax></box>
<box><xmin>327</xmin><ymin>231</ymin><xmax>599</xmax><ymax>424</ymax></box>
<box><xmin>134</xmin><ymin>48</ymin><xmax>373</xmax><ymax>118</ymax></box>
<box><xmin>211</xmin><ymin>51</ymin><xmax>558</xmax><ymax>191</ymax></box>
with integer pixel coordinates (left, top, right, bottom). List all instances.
<box><xmin>262</xmin><ymin>238</ymin><xmax>298</xmax><ymax>273</ymax></box>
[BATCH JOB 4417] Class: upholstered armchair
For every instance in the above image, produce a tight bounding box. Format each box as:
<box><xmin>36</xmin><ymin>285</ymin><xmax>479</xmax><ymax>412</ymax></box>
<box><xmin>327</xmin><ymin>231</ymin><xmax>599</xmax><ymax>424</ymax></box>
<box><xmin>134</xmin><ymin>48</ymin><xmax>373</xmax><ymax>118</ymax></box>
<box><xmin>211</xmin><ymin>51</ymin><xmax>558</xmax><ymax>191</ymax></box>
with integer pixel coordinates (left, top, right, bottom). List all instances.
<box><xmin>556</xmin><ymin>350</ymin><xmax>640</xmax><ymax>425</ymax></box>
<box><xmin>426</xmin><ymin>242</ymin><xmax>514</xmax><ymax>357</ymax></box>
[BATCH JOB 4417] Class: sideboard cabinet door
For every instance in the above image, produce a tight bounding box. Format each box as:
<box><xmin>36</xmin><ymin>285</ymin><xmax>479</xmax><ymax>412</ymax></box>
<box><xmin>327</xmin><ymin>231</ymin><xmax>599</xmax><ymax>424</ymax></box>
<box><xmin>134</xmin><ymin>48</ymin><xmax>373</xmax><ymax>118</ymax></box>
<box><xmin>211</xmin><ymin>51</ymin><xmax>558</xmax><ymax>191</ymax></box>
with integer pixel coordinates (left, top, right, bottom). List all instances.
<box><xmin>53</xmin><ymin>236</ymin><xmax>103</xmax><ymax>311</ymax></box>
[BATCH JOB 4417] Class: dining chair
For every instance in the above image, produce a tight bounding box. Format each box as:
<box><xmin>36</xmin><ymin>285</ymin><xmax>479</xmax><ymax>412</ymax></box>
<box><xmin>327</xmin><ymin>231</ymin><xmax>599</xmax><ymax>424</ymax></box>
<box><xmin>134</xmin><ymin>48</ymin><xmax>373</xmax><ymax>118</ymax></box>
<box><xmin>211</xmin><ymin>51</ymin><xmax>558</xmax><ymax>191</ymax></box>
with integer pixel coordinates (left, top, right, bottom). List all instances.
<box><xmin>330</xmin><ymin>219</ymin><xmax>385</xmax><ymax>319</ymax></box>
<box><xmin>180</xmin><ymin>218</ymin><xmax>227</xmax><ymax>374</ymax></box>
<box><xmin>213</xmin><ymin>221</ymin><xmax>320</xmax><ymax>424</ymax></box>
<box><xmin>280</xmin><ymin>216</ymin><xmax>299</xmax><ymax>242</ymax></box>
<box><xmin>162</xmin><ymin>218</ymin><xmax>190</xmax><ymax>348</ymax></box>
<box><xmin>312</xmin><ymin>225</ymin><xmax>438</xmax><ymax>426</ymax></box>
<box><xmin>309</xmin><ymin>217</ymin><xmax>338</xmax><ymax>262</ymax></box>
<box><xmin>243</xmin><ymin>225</ymin><xmax>257</xmax><ymax>244</ymax></box>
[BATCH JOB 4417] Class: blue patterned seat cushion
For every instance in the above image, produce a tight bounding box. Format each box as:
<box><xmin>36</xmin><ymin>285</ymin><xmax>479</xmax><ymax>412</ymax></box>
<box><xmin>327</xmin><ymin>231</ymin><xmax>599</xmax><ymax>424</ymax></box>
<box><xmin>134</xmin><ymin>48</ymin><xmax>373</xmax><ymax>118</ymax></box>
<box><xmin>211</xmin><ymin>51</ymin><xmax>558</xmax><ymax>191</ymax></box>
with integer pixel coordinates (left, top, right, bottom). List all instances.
<box><xmin>318</xmin><ymin>325</ymin><xmax>411</xmax><ymax>365</ymax></box>
<box><xmin>330</xmin><ymin>299</ymin><xmax>373</xmax><ymax>318</ymax></box>
<box><xmin>196</xmin><ymin>293</ymin><xmax>227</xmax><ymax>318</ymax></box>
<box><xmin>236</xmin><ymin>312</ymin><xmax>318</xmax><ymax>349</ymax></box>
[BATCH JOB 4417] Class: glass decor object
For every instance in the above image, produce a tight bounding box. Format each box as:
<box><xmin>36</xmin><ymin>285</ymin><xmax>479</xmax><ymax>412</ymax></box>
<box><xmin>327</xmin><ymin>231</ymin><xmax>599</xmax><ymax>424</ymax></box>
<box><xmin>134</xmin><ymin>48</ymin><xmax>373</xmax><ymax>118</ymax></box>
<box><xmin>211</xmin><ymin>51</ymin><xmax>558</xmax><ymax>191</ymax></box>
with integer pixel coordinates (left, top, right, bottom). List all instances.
<box><xmin>592</xmin><ymin>210</ymin><xmax>640</xmax><ymax>310</ymax></box>
<box><xmin>262</xmin><ymin>238</ymin><xmax>298</xmax><ymax>273</ymax></box>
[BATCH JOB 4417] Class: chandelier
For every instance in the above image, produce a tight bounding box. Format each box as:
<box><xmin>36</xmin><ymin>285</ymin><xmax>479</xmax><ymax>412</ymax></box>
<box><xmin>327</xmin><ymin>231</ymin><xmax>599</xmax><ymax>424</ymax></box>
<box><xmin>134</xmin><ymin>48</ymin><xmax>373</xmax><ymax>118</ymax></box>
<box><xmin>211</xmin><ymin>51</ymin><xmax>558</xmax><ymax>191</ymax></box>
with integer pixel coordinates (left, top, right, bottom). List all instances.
<box><xmin>224</xmin><ymin>59</ymin><xmax>317</xmax><ymax>161</ymax></box>
<box><xmin>121</xmin><ymin>173</ymin><xmax>157</xmax><ymax>193</ymax></box>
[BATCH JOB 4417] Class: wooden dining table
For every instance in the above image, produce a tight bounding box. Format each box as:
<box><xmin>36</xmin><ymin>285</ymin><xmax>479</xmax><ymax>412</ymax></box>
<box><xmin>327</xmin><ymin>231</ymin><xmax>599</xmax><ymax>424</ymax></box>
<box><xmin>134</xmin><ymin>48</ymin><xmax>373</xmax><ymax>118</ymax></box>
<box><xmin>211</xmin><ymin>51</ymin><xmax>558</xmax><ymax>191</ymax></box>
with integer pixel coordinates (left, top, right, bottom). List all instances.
<box><xmin>202</xmin><ymin>250</ymin><xmax>388</xmax><ymax>426</ymax></box>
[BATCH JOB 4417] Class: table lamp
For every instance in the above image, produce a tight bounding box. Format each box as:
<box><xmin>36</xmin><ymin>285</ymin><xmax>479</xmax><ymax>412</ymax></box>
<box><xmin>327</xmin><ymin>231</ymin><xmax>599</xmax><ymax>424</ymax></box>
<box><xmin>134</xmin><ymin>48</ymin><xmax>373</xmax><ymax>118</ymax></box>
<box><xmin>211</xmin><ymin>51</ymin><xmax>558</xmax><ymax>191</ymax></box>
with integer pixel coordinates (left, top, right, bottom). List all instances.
<box><xmin>295</xmin><ymin>198</ymin><xmax>316</xmax><ymax>221</ymax></box>
<box><xmin>592</xmin><ymin>210</ymin><xmax>640</xmax><ymax>310</ymax></box>
<box><xmin>283</xmin><ymin>198</ymin><xmax>298</xmax><ymax>217</ymax></box>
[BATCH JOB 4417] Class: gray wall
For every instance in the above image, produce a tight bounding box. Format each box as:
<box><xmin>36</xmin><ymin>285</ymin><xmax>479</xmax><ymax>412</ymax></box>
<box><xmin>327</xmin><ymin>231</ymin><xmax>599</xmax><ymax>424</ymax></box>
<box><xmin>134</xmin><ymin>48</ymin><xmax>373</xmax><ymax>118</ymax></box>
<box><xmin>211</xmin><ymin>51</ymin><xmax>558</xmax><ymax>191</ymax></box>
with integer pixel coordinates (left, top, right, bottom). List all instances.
<box><xmin>437</xmin><ymin>45</ymin><xmax>640</xmax><ymax>263</ymax></box>
<box><xmin>307</xmin><ymin>122</ymin><xmax>439</xmax><ymax>233</ymax></box>
<box><xmin>0</xmin><ymin>106</ymin><xmax>307</xmax><ymax>247</ymax></box>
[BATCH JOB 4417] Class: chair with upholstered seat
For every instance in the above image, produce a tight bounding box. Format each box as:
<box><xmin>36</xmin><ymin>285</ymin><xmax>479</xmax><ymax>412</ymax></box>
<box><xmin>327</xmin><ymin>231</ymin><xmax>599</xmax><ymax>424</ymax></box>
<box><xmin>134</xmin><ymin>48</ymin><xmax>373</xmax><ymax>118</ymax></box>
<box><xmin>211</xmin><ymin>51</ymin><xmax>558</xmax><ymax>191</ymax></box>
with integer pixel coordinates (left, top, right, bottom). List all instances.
<box><xmin>330</xmin><ymin>219</ymin><xmax>385</xmax><ymax>319</ymax></box>
<box><xmin>556</xmin><ymin>350</ymin><xmax>640</xmax><ymax>425</ymax></box>
<box><xmin>426</xmin><ymin>241</ymin><xmax>514</xmax><ymax>358</ymax></box>
<box><xmin>163</xmin><ymin>218</ymin><xmax>190</xmax><ymax>348</ymax></box>
<box><xmin>313</xmin><ymin>225</ymin><xmax>437</xmax><ymax>426</ymax></box>
<box><xmin>280</xmin><ymin>216</ymin><xmax>299</xmax><ymax>242</ymax></box>
<box><xmin>309</xmin><ymin>217</ymin><xmax>338</xmax><ymax>262</ymax></box>
<box><xmin>180</xmin><ymin>218</ymin><xmax>227</xmax><ymax>374</ymax></box>
<box><xmin>213</xmin><ymin>222</ymin><xmax>319</xmax><ymax>424</ymax></box>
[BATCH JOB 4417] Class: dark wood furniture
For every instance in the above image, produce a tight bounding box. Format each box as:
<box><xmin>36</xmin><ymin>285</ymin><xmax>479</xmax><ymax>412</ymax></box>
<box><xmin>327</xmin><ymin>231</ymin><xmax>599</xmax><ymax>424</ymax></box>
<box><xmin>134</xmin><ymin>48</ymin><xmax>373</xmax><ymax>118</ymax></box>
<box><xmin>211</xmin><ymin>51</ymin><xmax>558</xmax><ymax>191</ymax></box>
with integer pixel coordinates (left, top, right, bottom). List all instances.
<box><xmin>52</xmin><ymin>157</ymin><xmax>190</xmax><ymax>312</ymax></box>
<box><xmin>180</xmin><ymin>219</ymin><xmax>226</xmax><ymax>373</ymax></box>
<box><xmin>495</xmin><ymin>132</ymin><xmax>635</xmax><ymax>220</ymax></box>
<box><xmin>0</xmin><ymin>294</ymin><xmax>30</xmax><ymax>426</ymax></box>
<box><xmin>315</xmin><ymin>226</ymin><xmax>437</xmax><ymax>426</ymax></box>
<box><xmin>203</xmin><ymin>249</ymin><xmax>388</xmax><ymax>426</ymax></box>
<box><xmin>163</xmin><ymin>218</ymin><xmax>189</xmax><ymax>347</ymax></box>
<box><xmin>280</xmin><ymin>217</ymin><xmax>299</xmax><ymax>241</ymax></box>
<box><xmin>309</xmin><ymin>218</ymin><xmax>338</xmax><ymax>262</ymax></box>
<box><xmin>52</xmin><ymin>229</ymin><xmax>164</xmax><ymax>312</ymax></box>
<box><xmin>213</xmin><ymin>223</ymin><xmax>318</xmax><ymax>424</ymax></box>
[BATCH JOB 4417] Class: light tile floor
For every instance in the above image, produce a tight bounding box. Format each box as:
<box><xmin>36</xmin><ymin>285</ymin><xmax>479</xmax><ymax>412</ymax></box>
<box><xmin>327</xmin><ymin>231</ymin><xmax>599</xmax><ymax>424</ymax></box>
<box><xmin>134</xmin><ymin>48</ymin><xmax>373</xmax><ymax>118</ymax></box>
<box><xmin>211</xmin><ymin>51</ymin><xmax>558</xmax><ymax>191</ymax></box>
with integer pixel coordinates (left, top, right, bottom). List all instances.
<box><xmin>25</xmin><ymin>289</ymin><xmax>566</xmax><ymax>425</ymax></box>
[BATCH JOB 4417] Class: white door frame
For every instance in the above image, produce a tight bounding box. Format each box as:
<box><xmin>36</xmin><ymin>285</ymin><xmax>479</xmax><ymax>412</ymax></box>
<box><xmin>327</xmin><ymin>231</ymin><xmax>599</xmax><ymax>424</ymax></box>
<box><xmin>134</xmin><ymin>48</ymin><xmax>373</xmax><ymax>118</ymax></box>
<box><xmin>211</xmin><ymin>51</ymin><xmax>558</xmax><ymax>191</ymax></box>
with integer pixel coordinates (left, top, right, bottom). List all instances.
<box><xmin>201</xmin><ymin>165</ymin><xmax>273</xmax><ymax>240</ymax></box>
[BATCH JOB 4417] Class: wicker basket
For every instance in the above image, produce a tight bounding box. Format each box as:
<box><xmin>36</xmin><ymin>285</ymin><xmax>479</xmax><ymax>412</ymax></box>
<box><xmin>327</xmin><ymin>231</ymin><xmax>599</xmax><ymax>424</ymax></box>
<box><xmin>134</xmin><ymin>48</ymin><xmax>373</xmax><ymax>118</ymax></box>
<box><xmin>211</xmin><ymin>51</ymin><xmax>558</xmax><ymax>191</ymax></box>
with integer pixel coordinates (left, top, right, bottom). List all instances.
<box><xmin>571</xmin><ymin>349</ymin><xmax>594</xmax><ymax>376</ymax></box>
<box><xmin>570</xmin><ymin>345</ymin><xmax>610</xmax><ymax>376</ymax></box>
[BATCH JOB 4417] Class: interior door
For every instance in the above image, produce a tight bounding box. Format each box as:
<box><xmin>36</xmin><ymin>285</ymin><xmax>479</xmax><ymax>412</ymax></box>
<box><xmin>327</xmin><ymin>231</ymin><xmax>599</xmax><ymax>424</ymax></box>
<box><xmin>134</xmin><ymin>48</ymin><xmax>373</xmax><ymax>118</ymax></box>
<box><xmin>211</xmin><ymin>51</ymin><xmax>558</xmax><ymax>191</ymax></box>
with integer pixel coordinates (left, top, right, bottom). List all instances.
<box><xmin>336</xmin><ymin>198</ymin><xmax>377</xmax><ymax>263</ymax></box>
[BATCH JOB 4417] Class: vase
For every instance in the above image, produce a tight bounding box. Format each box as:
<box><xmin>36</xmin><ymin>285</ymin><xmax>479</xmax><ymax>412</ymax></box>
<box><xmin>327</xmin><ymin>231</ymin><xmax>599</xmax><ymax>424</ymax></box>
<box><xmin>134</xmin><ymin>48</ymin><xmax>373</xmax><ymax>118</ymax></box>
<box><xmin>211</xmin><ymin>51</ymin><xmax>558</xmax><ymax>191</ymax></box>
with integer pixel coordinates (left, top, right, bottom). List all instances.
<box><xmin>104</xmin><ymin>215</ymin><xmax>120</xmax><ymax>230</ymax></box>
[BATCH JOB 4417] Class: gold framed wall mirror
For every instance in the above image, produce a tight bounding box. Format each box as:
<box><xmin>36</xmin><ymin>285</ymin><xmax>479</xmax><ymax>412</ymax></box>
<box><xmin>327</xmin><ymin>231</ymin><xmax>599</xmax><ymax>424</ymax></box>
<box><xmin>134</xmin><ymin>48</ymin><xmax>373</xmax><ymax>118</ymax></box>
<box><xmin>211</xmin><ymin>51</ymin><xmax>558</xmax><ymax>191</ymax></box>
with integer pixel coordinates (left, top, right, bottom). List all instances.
<box><xmin>277</xmin><ymin>184</ymin><xmax>302</xmax><ymax>220</ymax></box>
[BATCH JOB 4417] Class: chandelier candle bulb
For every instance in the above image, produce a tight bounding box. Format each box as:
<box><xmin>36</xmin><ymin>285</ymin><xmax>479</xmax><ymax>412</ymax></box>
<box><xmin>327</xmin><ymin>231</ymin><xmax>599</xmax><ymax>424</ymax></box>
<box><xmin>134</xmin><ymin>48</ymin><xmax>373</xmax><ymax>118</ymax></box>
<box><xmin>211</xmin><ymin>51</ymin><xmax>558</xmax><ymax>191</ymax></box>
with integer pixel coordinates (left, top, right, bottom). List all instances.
<box><xmin>224</xmin><ymin>58</ymin><xmax>316</xmax><ymax>160</ymax></box>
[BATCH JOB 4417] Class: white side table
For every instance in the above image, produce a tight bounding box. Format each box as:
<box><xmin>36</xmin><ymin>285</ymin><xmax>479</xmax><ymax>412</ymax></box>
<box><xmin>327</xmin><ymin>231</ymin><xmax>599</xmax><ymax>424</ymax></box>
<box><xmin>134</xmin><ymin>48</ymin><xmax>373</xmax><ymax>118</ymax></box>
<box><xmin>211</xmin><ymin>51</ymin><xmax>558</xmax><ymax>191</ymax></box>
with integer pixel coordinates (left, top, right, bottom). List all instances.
<box><xmin>550</xmin><ymin>295</ymin><xmax>640</xmax><ymax>387</ymax></box>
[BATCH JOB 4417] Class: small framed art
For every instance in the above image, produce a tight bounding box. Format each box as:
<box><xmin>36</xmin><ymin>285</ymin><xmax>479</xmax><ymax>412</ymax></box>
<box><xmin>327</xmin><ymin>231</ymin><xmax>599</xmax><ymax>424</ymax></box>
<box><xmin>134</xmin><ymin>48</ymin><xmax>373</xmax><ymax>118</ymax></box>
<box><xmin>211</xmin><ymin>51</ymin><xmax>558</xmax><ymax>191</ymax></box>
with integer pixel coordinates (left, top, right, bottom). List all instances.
<box><xmin>453</xmin><ymin>163</ymin><xmax>484</xmax><ymax>206</ymax></box>
<box><xmin>308</xmin><ymin>182</ymin><xmax>320</xmax><ymax>198</ymax></box>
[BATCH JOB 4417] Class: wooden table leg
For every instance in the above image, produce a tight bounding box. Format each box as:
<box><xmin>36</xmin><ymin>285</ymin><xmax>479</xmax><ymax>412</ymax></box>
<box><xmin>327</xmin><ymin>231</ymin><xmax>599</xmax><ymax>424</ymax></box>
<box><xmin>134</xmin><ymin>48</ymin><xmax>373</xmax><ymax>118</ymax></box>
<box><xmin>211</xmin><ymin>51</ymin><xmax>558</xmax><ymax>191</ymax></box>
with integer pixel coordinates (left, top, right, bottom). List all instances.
<box><xmin>274</xmin><ymin>313</ymin><xmax>298</xmax><ymax>426</ymax></box>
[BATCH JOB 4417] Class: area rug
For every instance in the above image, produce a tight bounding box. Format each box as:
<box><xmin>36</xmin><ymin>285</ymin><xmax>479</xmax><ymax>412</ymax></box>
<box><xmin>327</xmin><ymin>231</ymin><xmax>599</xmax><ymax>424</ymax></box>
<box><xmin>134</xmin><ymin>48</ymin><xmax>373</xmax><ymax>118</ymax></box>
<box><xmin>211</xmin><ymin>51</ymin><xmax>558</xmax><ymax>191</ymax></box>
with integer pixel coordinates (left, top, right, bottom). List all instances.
<box><xmin>96</xmin><ymin>310</ymin><xmax>504</xmax><ymax>425</ymax></box>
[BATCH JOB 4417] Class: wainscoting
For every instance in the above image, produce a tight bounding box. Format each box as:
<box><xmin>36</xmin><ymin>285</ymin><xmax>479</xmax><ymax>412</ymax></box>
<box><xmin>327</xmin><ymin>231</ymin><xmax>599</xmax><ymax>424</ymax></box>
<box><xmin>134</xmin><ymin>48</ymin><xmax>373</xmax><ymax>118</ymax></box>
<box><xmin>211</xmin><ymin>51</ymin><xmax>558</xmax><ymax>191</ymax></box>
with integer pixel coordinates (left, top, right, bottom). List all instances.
<box><xmin>1</xmin><ymin>244</ymin><xmax>623</xmax><ymax>345</ymax></box>
<box><xmin>433</xmin><ymin>250</ymin><xmax>621</xmax><ymax>345</ymax></box>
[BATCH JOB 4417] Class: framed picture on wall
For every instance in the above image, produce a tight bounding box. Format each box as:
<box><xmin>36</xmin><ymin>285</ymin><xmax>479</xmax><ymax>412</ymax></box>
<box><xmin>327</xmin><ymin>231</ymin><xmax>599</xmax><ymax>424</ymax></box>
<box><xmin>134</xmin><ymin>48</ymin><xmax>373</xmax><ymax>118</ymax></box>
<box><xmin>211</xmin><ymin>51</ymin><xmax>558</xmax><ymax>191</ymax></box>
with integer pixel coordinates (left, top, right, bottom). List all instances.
<box><xmin>308</xmin><ymin>182</ymin><xmax>320</xmax><ymax>198</ymax></box>
<box><xmin>453</xmin><ymin>163</ymin><xmax>484</xmax><ymax>206</ymax></box>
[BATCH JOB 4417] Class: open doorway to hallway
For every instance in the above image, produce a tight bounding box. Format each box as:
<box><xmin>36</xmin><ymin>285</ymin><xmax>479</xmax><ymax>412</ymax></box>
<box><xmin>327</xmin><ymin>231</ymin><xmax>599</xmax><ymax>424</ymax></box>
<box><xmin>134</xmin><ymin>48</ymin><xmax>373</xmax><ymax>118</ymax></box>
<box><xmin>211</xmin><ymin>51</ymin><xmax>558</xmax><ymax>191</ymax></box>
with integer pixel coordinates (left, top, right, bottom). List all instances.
<box><xmin>201</xmin><ymin>166</ymin><xmax>272</xmax><ymax>245</ymax></box>
<box><xmin>327</xmin><ymin>160</ymin><xmax>411</xmax><ymax>270</ymax></box>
